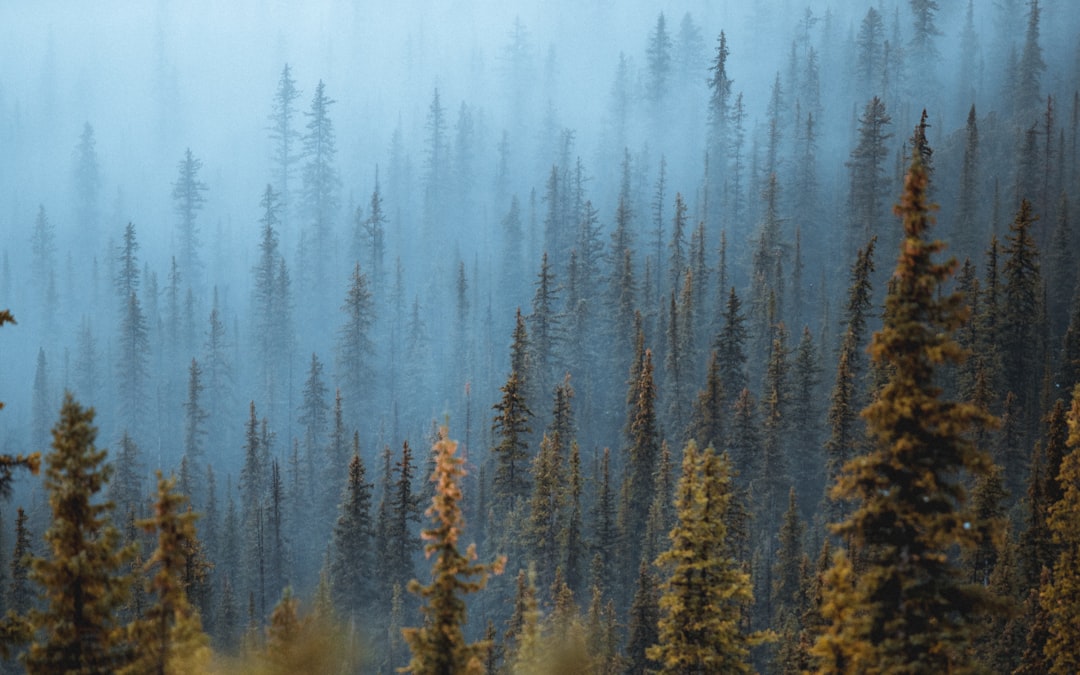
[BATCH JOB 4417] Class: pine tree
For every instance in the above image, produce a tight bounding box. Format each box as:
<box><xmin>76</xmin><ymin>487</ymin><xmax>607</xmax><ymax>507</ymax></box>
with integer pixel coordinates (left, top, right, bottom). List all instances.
<box><xmin>648</xmin><ymin>442</ymin><xmax>763</xmax><ymax>673</ymax></box>
<box><xmin>26</xmin><ymin>394</ymin><xmax>134</xmax><ymax>674</ymax></box>
<box><xmin>402</xmin><ymin>428</ymin><xmax>505</xmax><ymax>675</ymax></box>
<box><xmin>812</xmin><ymin>154</ymin><xmax>998</xmax><ymax>673</ymax></box>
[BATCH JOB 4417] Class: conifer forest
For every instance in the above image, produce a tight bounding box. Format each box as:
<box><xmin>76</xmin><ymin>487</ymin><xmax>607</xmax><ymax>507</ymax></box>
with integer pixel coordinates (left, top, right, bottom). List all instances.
<box><xmin>3</xmin><ymin>0</ymin><xmax>1080</xmax><ymax>672</ymax></box>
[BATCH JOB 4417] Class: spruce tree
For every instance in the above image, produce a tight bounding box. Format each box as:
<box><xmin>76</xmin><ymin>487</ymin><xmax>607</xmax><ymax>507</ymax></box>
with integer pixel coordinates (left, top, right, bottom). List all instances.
<box><xmin>336</xmin><ymin>262</ymin><xmax>375</xmax><ymax>422</ymax></box>
<box><xmin>491</xmin><ymin>370</ymin><xmax>532</xmax><ymax>511</ymax></box>
<box><xmin>123</xmin><ymin>472</ymin><xmax>209</xmax><ymax>675</ymax></box>
<box><xmin>268</xmin><ymin>64</ymin><xmax>301</xmax><ymax>228</ymax></box>
<box><xmin>331</xmin><ymin>435</ymin><xmax>374</xmax><ymax>621</ymax></box>
<box><xmin>402</xmin><ymin>428</ymin><xmax>505</xmax><ymax>675</ymax></box>
<box><xmin>172</xmin><ymin>148</ymin><xmax>208</xmax><ymax>284</ymax></box>
<box><xmin>846</xmin><ymin>97</ymin><xmax>892</xmax><ymax>256</ymax></box>
<box><xmin>648</xmin><ymin>441</ymin><xmax>762</xmax><ymax>673</ymax></box>
<box><xmin>26</xmin><ymin>394</ymin><xmax>134</xmax><ymax>674</ymax></box>
<box><xmin>813</xmin><ymin>155</ymin><xmax>998</xmax><ymax>673</ymax></box>
<box><xmin>1041</xmin><ymin>384</ymin><xmax>1080</xmax><ymax>673</ymax></box>
<box><xmin>301</xmin><ymin>80</ymin><xmax>341</xmax><ymax>289</ymax></box>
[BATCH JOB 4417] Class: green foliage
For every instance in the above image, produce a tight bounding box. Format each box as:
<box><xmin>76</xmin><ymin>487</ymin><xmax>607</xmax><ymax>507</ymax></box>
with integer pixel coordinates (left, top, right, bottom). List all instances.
<box><xmin>330</xmin><ymin>437</ymin><xmax>374</xmax><ymax>620</ymax></box>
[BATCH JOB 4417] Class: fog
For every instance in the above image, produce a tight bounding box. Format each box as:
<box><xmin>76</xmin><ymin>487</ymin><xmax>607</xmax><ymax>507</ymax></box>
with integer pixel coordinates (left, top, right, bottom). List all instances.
<box><xmin>1</xmin><ymin>0</ymin><xmax>1079</xmax><ymax>667</ymax></box>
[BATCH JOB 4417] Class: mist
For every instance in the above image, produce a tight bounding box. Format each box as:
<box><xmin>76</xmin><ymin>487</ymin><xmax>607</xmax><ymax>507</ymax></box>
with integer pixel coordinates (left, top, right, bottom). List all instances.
<box><xmin>2</xmin><ymin>0</ymin><xmax>1079</xmax><ymax>671</ymax></box>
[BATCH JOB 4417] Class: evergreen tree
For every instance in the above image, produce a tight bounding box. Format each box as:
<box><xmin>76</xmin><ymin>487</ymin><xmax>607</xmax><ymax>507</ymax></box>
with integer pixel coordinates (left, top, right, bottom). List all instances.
<box><xmin>7</xmin><ymin>507</ymin><xmax>33</xmax><ymax>636</ymax></box>
<box><xmin>846</xmin><ymin>97</ymin><xmax>892</xmax><ymax>256</ymax></box>
<box><xmin>331</xmin><ymin>435</ymin><xmax>374</xmax><ymax>621</ymax></box>
<box><xmin>620</xmin><ymin>349</ymin><xmax>660</xmax><ymax>553</ymax></box>
<box><xmin>813</xmin><ymin>155</ymin><xmax>998</xmax><ymax>673</ymax></box>
<box><xmin>1001</xmin><ymin>199</ymin><xmax>1043</xmax><ymax>441</ymax></box>
<box><xmin>402</xmin><ymin>428</ymin><xmax>505</xmax><ymax>675</ymax></box>
<box><xmin>648</xmin><ymin>442</ymin><xmax>763</xmax><ymax>673</ymax></box>
<box><xmin>491</xmin><ymin>370</ymin><xmax>532</xmax><ymax>511</ymax></box>
<box><xmin>645</xmin><ymin>12</ymin><xmax>672</xmax><ymax>105</ymax></box>
<box><xmin>360</xmin><ymin>170</ymin><xmax>387</xmax><ymax>294</ymax></box>
<box><xmin>955</xmin><ymin>105</ymin><xmax>981</xmax><ymax>258</ymax></box>
<box><xmin>172</xmin><ymin>148</ymin><xmax>208</xmax><ymax>284</ymax></box>
<box><xmin>268</xmin><ymin>64</ymin><xmax>301</xmax><ymax>228</ymax></box>
<box><xmin>72</xmin><ymin>122</ymin><xmax>101</xmax><ymax>248</ymax></box>
<box><xmin>1042</xmin><ymin>384</ymin><xmax>1080</xmax><ymax>673</ymax></box>
<box><xmin>625</xmin><ymin>559</ymin><xmax>660</xmax><ymax>675</ymax></box>
<box><xmin>301</xmin><ymin>80</ymin><xmax>341</xmax><ymax>289</ymax></box>
<box><xmin>715</xmin><ymin>287</ymin><xmax>748</xmax><ymax>404</ymax></box>
<box><xmin>298</xmin><ymin>352</ymin><xmax>329</xmax><ymax>468</ymax></box>
<box><xmin>182</xmin><ymin>358</ymin><xmax>207</xmax><ymax>504</ymax></box>
<box><xmin>855</xmin><ymin>8</ymin><xmax>885</xmax><ymax>98</ymax></box>
<box><xmin>336</xmin><ymin>262</ymin><xmax>374</xmax><ymax>422</ymax></box>
<box><xmin>116</xmin><ymin>290</ymin><xmax>150</xmax><ymax>440</ymax></box>
<box><xmin>26</xmin><ymin>394</ymin><xmax>134</xmax><ymax>674</ymax></box>
<box><xmin>689</xmin><ymin>350</ymin><xmax>725</xmax><ymax>452</ymax></box>
<box><xmin>1016</xmin><ymin>0</ymin><xmax>1046</xmax><ymax>119</ymax></box>
<box><xmin>123</xmin><ymin>472</ymin><xmax>209</xmax><ymax>675</ymax></box>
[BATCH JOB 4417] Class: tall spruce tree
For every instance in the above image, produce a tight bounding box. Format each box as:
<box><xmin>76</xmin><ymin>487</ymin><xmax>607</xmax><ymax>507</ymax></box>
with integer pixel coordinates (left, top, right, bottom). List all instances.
<box><xmin>402</xmin><ymin>428</ymin><xmax>505</xmax><ymax>675</ymax></box>
<box><xmin>813</xmin><ymin>154</ymin><xmax>998</xmax><ymax>673</ymax></box>
<box><xmin>172</xmin><ymin>148</ymin><xmax>209</xmax><ymax>285</ymax></box>
<box><xmin>648</xmin><ymin>441</ymin><xmax>763</xmax><ymax>673</ymax></box>
<box><xmin>26</xmin><ymin>395</ymin><xmax>134</xmax><ymax>674</ymax></box>
<box><xmin>1041</xmin><ymin>384</ymin><xmax>1080</xmax><ymax>673</ymax></box>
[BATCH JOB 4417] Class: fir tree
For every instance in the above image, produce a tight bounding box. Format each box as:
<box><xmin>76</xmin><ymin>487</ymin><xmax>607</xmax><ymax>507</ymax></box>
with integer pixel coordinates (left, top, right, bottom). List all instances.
<box><xmin>336</xmin><ymin>262</ymin><xmax>374</xmax><ymax>422</ymax></box>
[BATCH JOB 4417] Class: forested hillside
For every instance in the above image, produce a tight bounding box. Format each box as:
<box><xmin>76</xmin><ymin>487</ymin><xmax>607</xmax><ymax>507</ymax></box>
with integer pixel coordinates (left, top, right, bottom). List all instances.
<box><xmin>1</xmin><ymin>0</ymin><xmax>1079</xmax><ymax>672</ymax></box>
